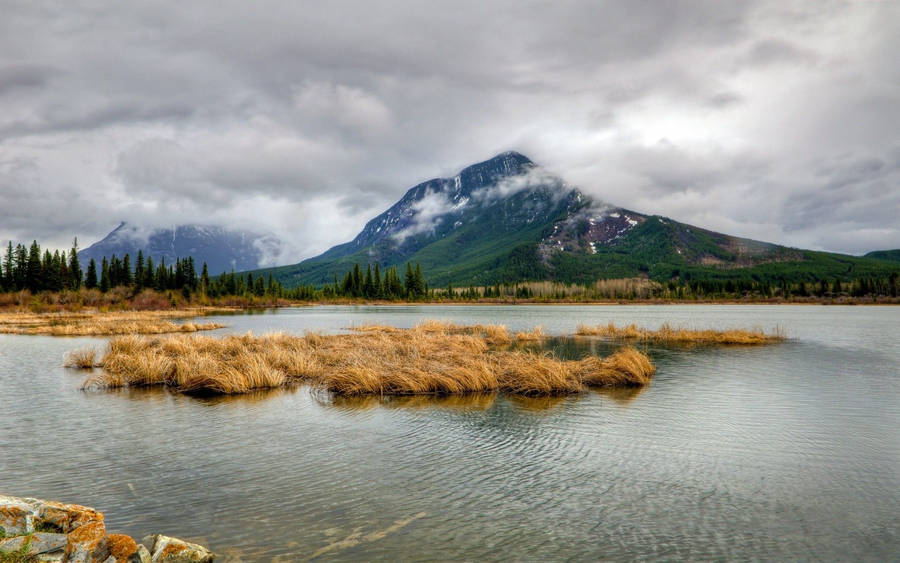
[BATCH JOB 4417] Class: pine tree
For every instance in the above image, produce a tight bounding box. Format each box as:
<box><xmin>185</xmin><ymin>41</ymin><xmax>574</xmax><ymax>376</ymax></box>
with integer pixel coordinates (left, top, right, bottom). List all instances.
<box><xmin>2</xmin><ymin>242</ymin><xmax>13</xmax><ymax>291</ymax></box>
<box><xmin>135</xmin><ymin>250</ymin><xmax>145</xmax><ymax>290</ymax></box>
<box><xmin>68</xmin><ymin>238</ymin><xmax>82</xmax><ymax>290</ymax></box>
<box><xmin>99</xmin><ymin>258</ymin><xmax>110</xmax><ymax>292</ymax></box>
<box><xmin>352</xmin><ymin>263</ymin><xmax>362</xmax><ymax>297</ymax></box>
<box><xmin>14</xmin><ymin>244</ymin><xmax>27</xmax><ymax>290</ymax></box>
<box><xmin>58</xmin><ymin>250</ymin><xmax>70</xmax><ymax>291</ymax></box>
<box><xmin>122</xmin><ymin>254</ymin><xmax>133</xmax><ymax>286</ymax></box>
<box><xmin>85</xmin><ymin>259</ymin><xmax>98</xmax><ymax>289</ymax></box>
<box><xmin>25</xmin><ymin>241</ymin><xmax>42</xmax><ymax>292</ymax></box>
<box><xmin>143</xmin><ymin>256</ymin><xmax>154</xmax><ymax>289</ymax></box>
<box><xmin>405</xmin><ymin>262</ymin><xmax>415</xmax><ymax>298</ymax></box>
<box><xmin>373</xmin><ymin>263</ymin><xmax>383</xmax><ymax>298</ymax></box>
<box><xmin>200</xmin><ymin>263</ymin><xmax>210</xmax><ymax>294</ymax></box>
<box><xmin>363</xmin><ymin>265</ymin><xmax>374</xmax><ymax>298</ymax></box>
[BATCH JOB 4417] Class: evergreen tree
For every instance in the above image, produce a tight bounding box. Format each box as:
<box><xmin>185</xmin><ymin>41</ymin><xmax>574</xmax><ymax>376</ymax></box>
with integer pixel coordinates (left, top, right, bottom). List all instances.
<box><xmin>122</xmin><ymin>254</ymin><xmax>133</xmax><ymax>286</ymax></box>
<box><xmin>14</xmin><ymin>244</ymin><xmax>27</xmax><ymax>290</ymax></box>
<box><xmin>352</xmin><ymin>263</ymin><xmax>362</xmax><ymax>297</ymax></box>
<box><xmin>373</xmin><ymin>263</ymin><xmax>383</xmax><ymax>298</ymax></box>
<box><xmin>57</xmin><ymin>250</ymin><xmax>69</xmax><ymax>291</ymax></box>
<box><xmin>25</xmin><ymin>241</ymin><xmax>42</xmax><ymax>292</ymax></box>
<box><xmin>99</xmin><ymin>257</ymin><xmax>110</xmax><ymax>292</ymax></box>
<box><xmin>405</xmin><ymin>262</ymin><xmax>415</xmax><ymax>297</ymax></box>
<box><xmin>85</xmin><ymin>259</ymin><xmax>98</xmax><ymax>289</ymax></box>
<box><xmin>68</xmin><ymin>238</ymin><xmax>82</xmax><ymax>290</ymax></box>
<box><xmin>143</xmin><ymin>256</ymin><xmax>155</xmax><ymax>289</ymax></box>
<box><xmin>363</xmin><ymin>265</ymin><xmax>374</xmax><ymax>298</ymax></box>
<box><xmin>2</xmin><ymin>242</ymin><xmax>13</xmax><ymax>291</ymax></box>
<box><xmin>135</xmin><ymin>250</ymin><xmax>145</xmax><ymax>290</ymax></box>
<box><xmin>200</xmin><ymin>263</ymin><xmax>210</xmax><ymax>293</ymax></box>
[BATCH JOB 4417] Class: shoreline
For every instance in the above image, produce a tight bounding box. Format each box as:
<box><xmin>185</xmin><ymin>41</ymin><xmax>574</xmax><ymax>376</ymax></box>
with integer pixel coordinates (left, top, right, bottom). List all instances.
<box><xmin>0</xmin><ymin>494</ymin><xmax>214</xmax><ymax>562</ymax></box>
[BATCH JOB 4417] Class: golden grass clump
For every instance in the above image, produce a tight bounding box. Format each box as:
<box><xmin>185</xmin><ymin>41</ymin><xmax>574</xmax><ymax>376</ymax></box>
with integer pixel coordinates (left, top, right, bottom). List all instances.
<box><xmin>576</xmin><ymin>321</ymin><xmax>783</xmax><ymax>345</ymax></box>
<box><xmin>514</xmin><ymin>326</ymin><xmax>547</xmax><ymax>342</ymax></box>
<box><xmin>0</xmin><ymin>309</ymin><xmax>225</xmax><ymax>336</ymax></box>
<box><xmin>82</xmin><ymin>325</ymin><xmax>656</xmax><ymax>396</ymax></box>
<box><xmin>574</xmin><ymin>347</ymin><xmax>656</xmax><ymax>387</ymax></box>
<box><xmin>64</xmin><ymin>347</ymin><xmax>98</xmax><ymax>369</ymax></box>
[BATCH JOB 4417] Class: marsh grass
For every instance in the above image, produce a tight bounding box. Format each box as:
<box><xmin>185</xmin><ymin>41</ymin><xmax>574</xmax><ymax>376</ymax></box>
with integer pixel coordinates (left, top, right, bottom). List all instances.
<box><xmin>575</xmin><ymin>321</ymin><xmax>784</xmax><ymax>345</ymax></box>
<box><xmin>514</xmin><ymin>326</ymin><xmax>547</xmax><ymax>342</ymax></box>
<box><xmin>64</xmin><ymin>347</ymin><xmax>99</xmax><ymax>368</ymax></box>
<box><xmin>0</xmin><ymin>310</ymin><xmax>225</xmax><ymax>336</ymax></box>
<box><xmin>82</xmin><ymin>322</ymin><xmax>656</xmax><ymax>396</ymax></box>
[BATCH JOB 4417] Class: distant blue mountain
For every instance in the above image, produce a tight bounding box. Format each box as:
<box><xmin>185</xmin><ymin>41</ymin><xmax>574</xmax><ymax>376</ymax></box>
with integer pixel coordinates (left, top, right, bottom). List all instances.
<box><xmin>79</xmin><ymin>223</ymin><xmax>283</xmax><ymax>274</ymax></box>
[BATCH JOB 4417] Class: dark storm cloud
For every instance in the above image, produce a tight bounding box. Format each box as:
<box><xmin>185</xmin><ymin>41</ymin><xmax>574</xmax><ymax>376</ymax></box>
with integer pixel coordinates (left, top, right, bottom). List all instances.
<box><xmin>0</xmin><ymin>0</ymin><xmax>897</xmax><ymax>259</ymax></box>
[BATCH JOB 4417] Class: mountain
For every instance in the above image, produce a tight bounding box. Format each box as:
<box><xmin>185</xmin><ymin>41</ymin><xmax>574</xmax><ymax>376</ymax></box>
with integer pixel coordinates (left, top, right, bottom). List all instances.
<box><xmin>80</xmin><ymin>223</ymin><xmax>284</xmax><ymax>274</ymax></box>
<box><xmin>252</xmin><ymin>151</ymin><xmax>899</xmax><ymax>287</ymax></box>
<box><xmin>864</xmin><ymin>249</ymin><xmax>900</xmax><ymax>262</ymax></box>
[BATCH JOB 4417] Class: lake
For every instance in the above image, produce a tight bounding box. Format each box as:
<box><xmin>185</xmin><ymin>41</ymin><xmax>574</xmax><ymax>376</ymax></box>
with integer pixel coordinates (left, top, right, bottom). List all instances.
<box><xmin>1</xmin><ymin>305</ymin><xmax>898</xmax><ymax>561</ymax></box>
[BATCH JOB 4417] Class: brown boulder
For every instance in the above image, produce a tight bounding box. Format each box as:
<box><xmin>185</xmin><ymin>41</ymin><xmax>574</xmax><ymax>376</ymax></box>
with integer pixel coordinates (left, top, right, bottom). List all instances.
<box><xmin>37</xmin><ymin>500</ymin><xmax>104</xmax><ymax>533</ymax></box>
<box><xmin>65</xmin><ymin>521</ymin><xmax>109</xmax><ymax>563</ymax></box>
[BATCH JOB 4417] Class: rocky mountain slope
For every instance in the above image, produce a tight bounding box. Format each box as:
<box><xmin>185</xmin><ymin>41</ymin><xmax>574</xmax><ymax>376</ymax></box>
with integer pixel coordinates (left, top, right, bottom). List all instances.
<box><xmin>250</xmin><ymin>151</ymin><xmax>897</xmax><ymax>287</ymax></box>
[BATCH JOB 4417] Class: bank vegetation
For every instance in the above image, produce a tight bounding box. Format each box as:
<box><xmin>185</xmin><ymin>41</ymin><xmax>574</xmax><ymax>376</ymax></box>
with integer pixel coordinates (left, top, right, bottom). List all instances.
<box><xmin>76</xmin><ymin>322</ymin><xmax>656</xmax><ymax>396</ymax></box>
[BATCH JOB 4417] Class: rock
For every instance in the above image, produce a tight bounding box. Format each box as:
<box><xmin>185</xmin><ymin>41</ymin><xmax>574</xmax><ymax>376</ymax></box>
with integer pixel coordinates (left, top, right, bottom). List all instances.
<box><xmin>36</xmin><ymin>552</ymin><xmax>66</xmax><ymax>562</ymax></box>
<box><xmin>106</xmin><ymin>533</ymin><xmax>151</xmax><ymax>563</ymax></box>
<box><xmin>64</xmin><ymin>521</ymin><xmax>109</xmax><ymax>563</ymax></box>
<box><xmin>36</xmin><ymin>499</ymin><xmax>104</xmax><ymax>532</ymax></box>
<box><xmin>0</xmin><ymin>495</ymin><xmax>37</xmax><ymax>535</ymax></box>
<box><xmin>135</xmin><ymin>544</ymin><xmax>152</xmax><ymax>563</ymax></box>
<box><xmin>0</xmin><ymin>532</ymin><xmax>67</xmax><ymax>555</ymax></box>
<box><xmin>144</xmin><ymin>534</ymin><xmax>215</xmax><ymax>563</ymax></box>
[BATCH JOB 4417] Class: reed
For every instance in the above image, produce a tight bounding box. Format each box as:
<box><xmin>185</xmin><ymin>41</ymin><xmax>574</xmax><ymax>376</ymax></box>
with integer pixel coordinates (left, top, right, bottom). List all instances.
<box><xmin>64</xmin><ymin>347</ymin><xmax>98</xmax><ymax>369</ymax></box>
<box><xmin>514</xmin><ymin>326</ymin><xmax>547</xmax><ymax>342</ymax></box>
<box><xmin>0</xmin><ymin>310</ymin><xmax>225</xmax><ymax>336</ymax></box>
<box><xmin>575</xmin><ymin>321</ymin><xmax>783</xmax><ymax>344</ymax></box>
<box><xmin>82</xmin><ymin>325</ymin><xmax>656</xmax><ymax>396</ymax></box>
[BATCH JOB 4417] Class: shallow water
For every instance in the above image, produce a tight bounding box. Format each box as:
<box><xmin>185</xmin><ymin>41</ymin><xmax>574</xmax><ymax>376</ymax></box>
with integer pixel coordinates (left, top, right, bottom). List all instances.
<box><xmin>1</xmin><ymin>305</ymin><xmax>898</xmax><ymax>561</ymax></box>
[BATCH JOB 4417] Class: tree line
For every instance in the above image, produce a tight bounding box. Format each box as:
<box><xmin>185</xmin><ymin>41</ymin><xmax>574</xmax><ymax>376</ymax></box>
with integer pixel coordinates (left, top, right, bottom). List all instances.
<box><xmin>2</xmin><ymin>238</ymin><xmax>896</xmax><ymax>302</ymax></box>
<box><xmin>0</xmin><ymin>238</ymin><xmax>292</xmax><ymax>299</ymax></box>
<box><xmin>322</xmin><ymin>262</ymin><xmax>427</xmax><ymax>299</ymax></box>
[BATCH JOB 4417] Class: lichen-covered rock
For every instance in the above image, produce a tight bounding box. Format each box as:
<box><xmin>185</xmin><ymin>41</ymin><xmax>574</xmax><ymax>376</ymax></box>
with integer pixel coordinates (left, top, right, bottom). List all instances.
<box><xmin>143</xmin><ymin>534</ymin><xmax>214</xmax><ymax>563</ymax></box>
<box><xmin>65</xmin><ymin>521</ymin><xmax>110</xmax><ymax>563</ymax></box>
<box><xmin>105</xmin><ymin>533</ymin><xmax>151</xmax><ymax>563</ymax></box>
<box><xmin>0</xmin><ymin>495</ymin><xmax>37</xmax><ymax>535</ymax></box>
<box><xmin>36</xmin><ymin>499</ymin><xmax>104</xmax><ymax>532</ymax></box>
<box><xmin>0</xmin><ymin>532</ymin><xmax>67</xmax><ymax>555</ymax></box>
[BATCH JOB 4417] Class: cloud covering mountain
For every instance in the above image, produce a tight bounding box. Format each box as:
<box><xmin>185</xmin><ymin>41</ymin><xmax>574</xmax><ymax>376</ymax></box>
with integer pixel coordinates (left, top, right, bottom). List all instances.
<box><xmin>0</xmin><ymin>1</ymin><xmax>897</xmax><ymax>258</ymax></box>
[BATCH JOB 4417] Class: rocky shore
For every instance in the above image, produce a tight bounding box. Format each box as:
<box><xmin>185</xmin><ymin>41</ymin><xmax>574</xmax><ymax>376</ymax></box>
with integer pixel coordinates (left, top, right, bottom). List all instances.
<box><xmin>0</xmin><ymin>496</ymin><xmax>213</xmax><ymax>563</ymax></box>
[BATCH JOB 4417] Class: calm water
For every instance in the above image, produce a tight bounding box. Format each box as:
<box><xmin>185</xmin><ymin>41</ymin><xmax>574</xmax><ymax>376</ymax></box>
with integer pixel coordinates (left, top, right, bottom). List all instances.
<box><xmin>1</xmin><ymin>305</ymin><xmax>898</xmax><ymax>561</ymax></box>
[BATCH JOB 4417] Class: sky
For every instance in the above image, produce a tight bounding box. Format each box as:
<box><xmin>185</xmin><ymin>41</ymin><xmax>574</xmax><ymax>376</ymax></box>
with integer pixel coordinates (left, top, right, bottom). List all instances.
<box><xmin>1</xmin><ymin>0</ymin><xmax>898</xmax><ymax>262</ymax></box>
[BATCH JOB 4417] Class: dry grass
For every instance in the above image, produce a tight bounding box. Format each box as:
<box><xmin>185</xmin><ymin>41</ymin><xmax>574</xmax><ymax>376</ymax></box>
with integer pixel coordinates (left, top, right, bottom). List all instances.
<box><xmin>575</xmin><ymin>321</ymin><xmax>784</xmax><ymax>345</ymax></box>
<box><xmin>82</xmin><ymin>323</ymin><xmax>656</xmax><ymax>396</ymax></box>
<box><xmin>64</xmin><ymin>347</ymin><xmax>99</xmax><ymax>368</ymax></box>
<box><xmin>0</xmin><ymin>310</ymin><xmax>225</xmax><ymax>336</ymax></box>
<box><xmin>514</xmin><ymin>326</ymin><xmax>547</xmax><ymax>342</ymax></box>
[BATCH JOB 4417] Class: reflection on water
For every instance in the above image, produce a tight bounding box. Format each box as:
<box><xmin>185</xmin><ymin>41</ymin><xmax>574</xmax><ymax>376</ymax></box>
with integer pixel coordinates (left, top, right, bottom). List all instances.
<box><xmin>322</xmin><ymin>392</ymin><xmax>499</xmax><ymax>412</ymax></box>
<box><xmin>592</xmin><ymin>385</ymin><xmax>648</xmax><ymax>405</ymax></box>
<box><xmin>2</xmin><ymin>305</ymin><xmax>899</xmax><ymax>561</ymax></box>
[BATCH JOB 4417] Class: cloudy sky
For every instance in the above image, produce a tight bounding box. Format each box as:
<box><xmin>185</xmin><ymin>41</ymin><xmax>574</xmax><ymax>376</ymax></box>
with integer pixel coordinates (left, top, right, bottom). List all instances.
<box><xmin>1</xmin><ymin>0</ymin><xmax>898</xmax><ymax>261</ymax></box>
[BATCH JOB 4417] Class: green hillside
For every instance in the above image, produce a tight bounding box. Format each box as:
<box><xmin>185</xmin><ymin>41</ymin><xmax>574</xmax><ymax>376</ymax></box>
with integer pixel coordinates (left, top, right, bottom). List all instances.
<box><xmin>246</xmin><ymin>152</ymin><xmax>900</xmax><ymax>289</ymax></box>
